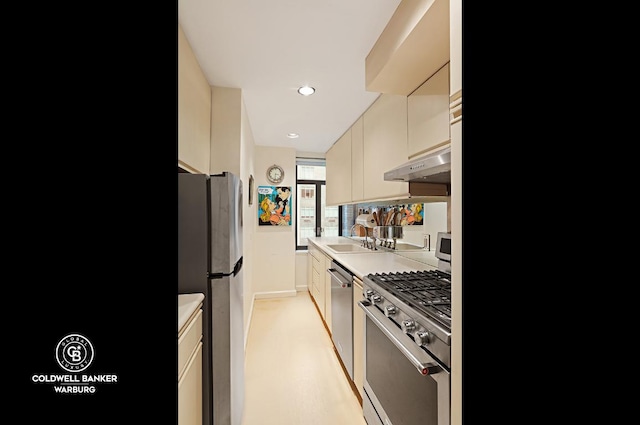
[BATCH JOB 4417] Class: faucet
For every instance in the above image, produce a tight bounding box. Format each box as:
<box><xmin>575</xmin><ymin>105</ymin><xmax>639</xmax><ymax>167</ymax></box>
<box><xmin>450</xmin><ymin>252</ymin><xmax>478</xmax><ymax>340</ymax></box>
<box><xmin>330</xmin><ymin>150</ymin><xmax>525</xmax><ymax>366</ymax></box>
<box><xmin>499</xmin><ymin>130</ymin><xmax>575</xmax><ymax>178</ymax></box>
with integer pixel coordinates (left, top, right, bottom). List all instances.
<box><xmin>350</xmin><ymin>223</ymin><xmax>368</xmax><ymax>247</ymax></box>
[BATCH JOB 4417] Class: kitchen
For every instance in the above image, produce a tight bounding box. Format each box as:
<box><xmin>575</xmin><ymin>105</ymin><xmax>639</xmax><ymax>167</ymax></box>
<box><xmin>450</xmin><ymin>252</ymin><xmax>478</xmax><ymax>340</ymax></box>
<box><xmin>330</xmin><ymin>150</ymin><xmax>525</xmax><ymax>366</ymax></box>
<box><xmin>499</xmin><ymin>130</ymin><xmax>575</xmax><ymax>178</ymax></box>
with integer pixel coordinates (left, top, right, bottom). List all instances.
<box><xmin>178</xmin><ymin>1</ymin><xmax>461</xmax><ymax>425</ymax></box>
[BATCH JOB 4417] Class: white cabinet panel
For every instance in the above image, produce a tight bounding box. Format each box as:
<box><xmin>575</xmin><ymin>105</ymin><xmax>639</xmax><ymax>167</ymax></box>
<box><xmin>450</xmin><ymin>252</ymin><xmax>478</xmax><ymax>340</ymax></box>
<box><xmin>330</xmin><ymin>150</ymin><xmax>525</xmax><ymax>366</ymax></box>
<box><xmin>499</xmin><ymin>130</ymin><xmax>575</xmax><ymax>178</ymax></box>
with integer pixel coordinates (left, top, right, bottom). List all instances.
<box><xmin>178</xmin><ymin>25</ymin><xmax>211</xmax><ymax>174</ymax></box>
<box><xmin>324</xmin><ymin>253</ymin><xmax>332</xmax><ymax>333</ymax></box>
<box><xmin>178</xmin><ymin>342</ymin><xmax>203</xmax><ymax>425</ymax></box>
<box><xmin>363</xmin><ymin>94</ymin><xmax>409</xmax><ymax>200</ymax></box>
<box><xmin>178</xmin><ymin>308</ymin><xmax>203</xmax><ymax>380</ymax></box>
<box><xmin>351</xmin><ymin>116</ymin><xmax>364</xmax><ymax>202</ymax></box>
<box><xmin>408</xmin><ymin>63</ymin><xmax>450</xmax><ymax>158</ymax></box>
<box><xmin>178</xmin><ymin>303</ymin><xmax>203</xmax><ymax>425</ymax></box>
<box><xmin>326</xmin><ymin>129</ymin><xmax>352</xmax><ymax>206</ymax></box>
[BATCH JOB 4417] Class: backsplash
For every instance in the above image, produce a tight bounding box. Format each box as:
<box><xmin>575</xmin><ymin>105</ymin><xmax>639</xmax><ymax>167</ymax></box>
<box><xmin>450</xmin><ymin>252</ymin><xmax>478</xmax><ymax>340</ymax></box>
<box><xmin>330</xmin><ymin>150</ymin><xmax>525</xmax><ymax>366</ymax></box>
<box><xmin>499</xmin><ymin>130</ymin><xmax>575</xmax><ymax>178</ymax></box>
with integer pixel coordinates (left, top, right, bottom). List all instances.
<box><xmin>341</xmin><ymin>201</ymin><xmax>448</xmax><ymax>249</ymax></box>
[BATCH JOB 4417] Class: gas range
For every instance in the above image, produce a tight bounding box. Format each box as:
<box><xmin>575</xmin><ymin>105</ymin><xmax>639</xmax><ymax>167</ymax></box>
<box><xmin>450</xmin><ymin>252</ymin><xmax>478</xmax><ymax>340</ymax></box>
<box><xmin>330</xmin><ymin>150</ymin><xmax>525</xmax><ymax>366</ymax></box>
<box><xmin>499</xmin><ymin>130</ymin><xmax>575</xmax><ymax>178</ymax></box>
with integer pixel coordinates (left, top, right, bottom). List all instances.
<box><xmin>362</xmin><ymin>269</ymin><xmax>452</xmax><ymax>370</ymax></box>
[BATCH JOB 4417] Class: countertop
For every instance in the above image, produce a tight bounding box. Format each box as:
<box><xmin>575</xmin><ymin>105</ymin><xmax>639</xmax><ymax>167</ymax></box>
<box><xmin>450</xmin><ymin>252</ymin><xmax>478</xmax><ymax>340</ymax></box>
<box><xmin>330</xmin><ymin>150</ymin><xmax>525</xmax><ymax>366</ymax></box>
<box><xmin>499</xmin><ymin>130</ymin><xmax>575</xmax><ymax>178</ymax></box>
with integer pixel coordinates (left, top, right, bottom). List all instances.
<box><xmin>307</xmin><ymin>236</ymin><xmax>439</xmax><ymax>280</ymax></box>
<box><xmin>178</xmin><ymin>292</ymin><xmax>204</xmax><ymax>333</ymax></box>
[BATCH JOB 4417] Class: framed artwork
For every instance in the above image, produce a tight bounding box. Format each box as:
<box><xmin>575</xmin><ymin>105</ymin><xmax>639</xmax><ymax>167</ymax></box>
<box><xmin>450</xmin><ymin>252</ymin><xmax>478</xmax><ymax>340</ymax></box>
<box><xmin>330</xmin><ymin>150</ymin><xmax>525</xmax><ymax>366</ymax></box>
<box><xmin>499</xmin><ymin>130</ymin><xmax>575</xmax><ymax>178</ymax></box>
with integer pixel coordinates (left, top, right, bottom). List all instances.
<box><xmin>248</xmin><ymin>175</ymin><xmax>254</xmax><ymax>205</ymax></box>
<box><xmin>257</xmin><ymin>186</ymin><xmax>292</xmax><ymax>226</ymax></box>
<box><xmin>400</xmin><ymin>203</ymin><xmax>424</xmax><ymax>225</ymax></box>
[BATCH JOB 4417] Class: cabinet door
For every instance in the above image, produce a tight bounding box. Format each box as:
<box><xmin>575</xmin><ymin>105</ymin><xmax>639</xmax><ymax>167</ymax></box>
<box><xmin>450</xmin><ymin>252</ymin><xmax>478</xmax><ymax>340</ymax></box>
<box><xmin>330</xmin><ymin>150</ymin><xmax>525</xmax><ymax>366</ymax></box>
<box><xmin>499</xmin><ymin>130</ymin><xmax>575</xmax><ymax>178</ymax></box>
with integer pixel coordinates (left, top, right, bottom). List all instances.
<box><xmin>311</xmin><ymin>249</ymin><xmax>325</xmax><ymax>318</ymax></box>
<box><xmin>178</xmin><ymin>25</ymin><xmax>211</xmax><ymax>174</ymax></box>
<box><xmin>307</xmin><ymin>251</ymin><xmax>313</xmax><ymax>294</ymax></box>
<box><xmin>449</xmin><ymin>0</ymin><xmax>462</xmax><ymax>99</ymax></box>
<box><xmin>363</xmin><ymin>94</ymin><xmax>409</xmax><ymax>200</ymax></box>
<box><xmin>324</xmin><ymin>254</ymin><xmax>332</xmax><ymax>333</ymax></box>
<box><xmin>178</xmin><ymin>342</ymin><xmax>203</xmax><ymax>425</ymax></box>
<box><xmin>325</xmin><ymin>129</ymin><xmax>352</xmax><ymax>206</ymax></box>
<box><xmin>407</xmin><ymin>63</ymin><xmax>450</xmax><ymax>158</ymax></box>
<box><xmin>351</xmin><ymin>116</ymin><xmax>364</xmax><ymax>202</ymax></box>
<box><xmin>353</xmin><ymin>278</ymin><xmax>364</xmax><ymax>398</ymax></box>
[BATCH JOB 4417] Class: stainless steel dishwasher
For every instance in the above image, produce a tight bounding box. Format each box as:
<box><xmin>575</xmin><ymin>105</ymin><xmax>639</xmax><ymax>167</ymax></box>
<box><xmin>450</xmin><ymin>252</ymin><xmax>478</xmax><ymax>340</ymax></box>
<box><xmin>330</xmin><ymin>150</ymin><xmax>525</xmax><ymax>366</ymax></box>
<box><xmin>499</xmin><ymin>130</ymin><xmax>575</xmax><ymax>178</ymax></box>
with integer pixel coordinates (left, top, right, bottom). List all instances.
<box><xmin>328</xmin><ymin>259</ymin><xmax>354</xmax><ymax>380</ymax></box>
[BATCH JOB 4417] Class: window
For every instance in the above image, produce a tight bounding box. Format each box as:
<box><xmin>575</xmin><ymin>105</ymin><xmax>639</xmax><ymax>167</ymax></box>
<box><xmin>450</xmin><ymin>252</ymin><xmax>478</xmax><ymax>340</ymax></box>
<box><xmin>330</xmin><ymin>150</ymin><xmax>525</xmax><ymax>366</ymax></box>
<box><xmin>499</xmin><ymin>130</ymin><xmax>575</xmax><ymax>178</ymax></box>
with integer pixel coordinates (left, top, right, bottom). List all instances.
<box><xmin>295</xmin><ymin>159</ymin><xmax>340</xmax><ymax>250</ymax></box>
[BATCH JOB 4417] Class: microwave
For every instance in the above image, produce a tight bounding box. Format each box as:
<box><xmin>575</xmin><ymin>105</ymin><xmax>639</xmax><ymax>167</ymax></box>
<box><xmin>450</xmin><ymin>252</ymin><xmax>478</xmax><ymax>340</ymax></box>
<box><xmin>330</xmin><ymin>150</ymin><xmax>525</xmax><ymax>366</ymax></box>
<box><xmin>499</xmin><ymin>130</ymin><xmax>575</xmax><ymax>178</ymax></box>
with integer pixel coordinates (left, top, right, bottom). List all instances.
<box><xmin>435</xmin><ymin>232</ymin><xmax>451</xmax><ymax>264</ymax></box>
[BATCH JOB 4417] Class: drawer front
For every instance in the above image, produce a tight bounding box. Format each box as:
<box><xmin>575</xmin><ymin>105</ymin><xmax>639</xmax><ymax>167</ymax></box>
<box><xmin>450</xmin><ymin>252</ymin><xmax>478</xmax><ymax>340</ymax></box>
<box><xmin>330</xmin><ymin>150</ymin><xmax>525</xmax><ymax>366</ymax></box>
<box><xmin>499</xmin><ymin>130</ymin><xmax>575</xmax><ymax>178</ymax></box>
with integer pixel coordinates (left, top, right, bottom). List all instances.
<box><xmin>178</xmin><ymin>308</ymin><xmax>203</xmax><ymax>380</ymax></box>
<box><xmin>178</xmin><ymin>341</ymin><xmax>203</xmax><ymax>425</ymax></box>
<box><xmin>312</xmin><ymin>254</ymin><xmax>322</xmax><ymax>274</ymax></box>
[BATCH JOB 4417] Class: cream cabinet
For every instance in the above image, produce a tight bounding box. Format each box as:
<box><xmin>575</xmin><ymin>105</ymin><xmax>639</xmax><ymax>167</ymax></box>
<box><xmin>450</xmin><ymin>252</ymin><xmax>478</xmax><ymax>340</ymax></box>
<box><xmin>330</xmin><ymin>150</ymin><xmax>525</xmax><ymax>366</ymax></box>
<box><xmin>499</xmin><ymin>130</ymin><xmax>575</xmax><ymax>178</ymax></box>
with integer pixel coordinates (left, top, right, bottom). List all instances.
<box><xmin>352</xmin><ymin>277</ymin><xmax>364</xmax><ymax>399</ymax></box>
<box><xmin>325</xmin><ymin>129</ymin><xmax>352</xmax><ymax>206</ymax></box>
<box><xmin>308</xmin><ymin>242</ymin><xmax>333</xmax><ymax>332</ymax></box>
<box><xmin>309</xmin><ymin>243</ymin><xmax>325</xmax><ymax>318</ymax></box>
<box><xmin>178</xmin><ymin>25</ymin><xmax>211</xmax><ymax>175</ymax></box>
<box><xmin>178</xmin><ymin>305</ymin><xmax>203</xmax><ymax>425</ymax></box>
<box><xmin>449</xmin><ymin>0</ymin><xmax>462</xmax><ymax>100</ymax></box>
<box><xmin>323</xmin><ymin>252</ymin><xmax>332</xmax><ymax>334</ymax></box>
<box><xmin>363</xmin><ymin>94</ymin><xmax>410</xmax><ymax>200</ymax></box>
<box><xmin>350</xmin><ymin>116</ymin><xmax>364</xmax><ymax>202</ymax></box>
<box><xmin>408</xmin><ymin>63</ymin><xmax>450</xmax><ymax>158</ymax></box>
<box><xmin>307</xmin><ymin>248</ymin><xmax>313</xmax><ymax>294</ymax></box>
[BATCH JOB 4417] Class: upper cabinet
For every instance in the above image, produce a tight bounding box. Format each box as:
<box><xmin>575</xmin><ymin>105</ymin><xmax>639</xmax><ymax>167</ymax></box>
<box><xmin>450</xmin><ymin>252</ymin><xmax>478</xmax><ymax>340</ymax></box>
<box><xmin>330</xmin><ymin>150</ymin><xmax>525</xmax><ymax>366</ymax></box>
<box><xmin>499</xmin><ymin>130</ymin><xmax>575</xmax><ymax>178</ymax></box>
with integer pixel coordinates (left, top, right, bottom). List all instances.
<box><xmin>351</xmin><ymin>116</ymin><xmax>365</xmax><ymax>202</ymax></box>
<box><xmin>362</xmin><ymin>94</ymin><xmax>409</xmax><ymax>201</ymax></box>
<box><xmin>407</xmin><ymin>63</ymin><xmax>450</xmax><ymax>158</ymax></box>
<box><xmin>449</xmin><ymin>0</ymin><xmax>462</xmax><ymax>99</ymax></box>
<box><xmin>449</xmin><ymin>0</ymin><xmax>462</xmax><ymax>127</ymax></box>
<box><xmin>178</xmin><ymin>25</ymin><xmax>211</xmax><ymax>174</ymax></box>
<box><xmin>325</xmin><ymin>128</ymin><xmax>352</xmax><ymax>206</ymax></box>
<box><xmin>365</xmin><ymin>0</ymin><xmax>450</xmax><ymax>95</ymax></box>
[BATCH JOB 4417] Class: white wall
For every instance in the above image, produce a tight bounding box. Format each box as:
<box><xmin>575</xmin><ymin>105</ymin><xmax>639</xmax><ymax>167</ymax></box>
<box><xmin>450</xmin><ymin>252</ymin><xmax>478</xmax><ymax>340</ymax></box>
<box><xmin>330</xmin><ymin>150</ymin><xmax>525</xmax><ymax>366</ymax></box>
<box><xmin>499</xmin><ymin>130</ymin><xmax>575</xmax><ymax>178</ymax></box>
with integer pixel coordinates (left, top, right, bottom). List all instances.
<box><xmin>424</xmin><ymin>202</ymin><xmax>448</xmax><ymax>245</ymax></box>
<box><xmin>251</xmin><ymin>146</ymin><xmax>297</xmax><ymax>299</ymax></box>
<box><xmin>295</xmin><ymin>252</ymin><xmax>308</xmax><ymax>292</ymax></box>
<box><xmin>240</xmin><ymin>96</ymin><xmax>256</xmax><ymax>344</ymax></box>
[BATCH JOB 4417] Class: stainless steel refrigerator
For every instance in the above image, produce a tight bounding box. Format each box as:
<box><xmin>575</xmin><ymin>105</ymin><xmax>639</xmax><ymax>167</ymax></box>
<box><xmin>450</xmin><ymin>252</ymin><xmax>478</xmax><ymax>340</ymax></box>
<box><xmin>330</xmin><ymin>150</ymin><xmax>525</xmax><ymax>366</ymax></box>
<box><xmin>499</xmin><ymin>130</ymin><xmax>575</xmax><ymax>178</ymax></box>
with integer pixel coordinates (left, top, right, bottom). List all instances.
<box><xmin>178</xmin><ymin>171</ymin><xmax>245</xmax><ymax>425</ymax></box>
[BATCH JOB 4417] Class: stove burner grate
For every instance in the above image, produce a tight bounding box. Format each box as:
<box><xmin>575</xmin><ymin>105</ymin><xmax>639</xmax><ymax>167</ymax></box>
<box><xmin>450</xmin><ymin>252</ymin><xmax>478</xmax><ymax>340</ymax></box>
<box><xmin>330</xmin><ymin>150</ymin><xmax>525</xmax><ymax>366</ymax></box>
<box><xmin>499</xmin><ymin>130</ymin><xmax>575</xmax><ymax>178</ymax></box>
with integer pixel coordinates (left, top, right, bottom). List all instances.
<box><xmin>367</xmin><ymin>270</ymin><xmax>452</xmax><ymax>328</ymax></box>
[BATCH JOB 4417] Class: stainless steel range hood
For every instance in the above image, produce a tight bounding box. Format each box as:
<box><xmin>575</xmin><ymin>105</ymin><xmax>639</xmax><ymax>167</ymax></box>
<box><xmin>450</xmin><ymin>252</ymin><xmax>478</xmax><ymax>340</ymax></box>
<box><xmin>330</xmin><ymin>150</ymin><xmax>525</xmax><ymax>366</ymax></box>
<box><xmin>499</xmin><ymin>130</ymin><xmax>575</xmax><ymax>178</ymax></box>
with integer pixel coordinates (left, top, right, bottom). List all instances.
<box><xmin>384</xmin><ymin>145</ymin><xmax>451</xmax><ymax>184</ymax></box>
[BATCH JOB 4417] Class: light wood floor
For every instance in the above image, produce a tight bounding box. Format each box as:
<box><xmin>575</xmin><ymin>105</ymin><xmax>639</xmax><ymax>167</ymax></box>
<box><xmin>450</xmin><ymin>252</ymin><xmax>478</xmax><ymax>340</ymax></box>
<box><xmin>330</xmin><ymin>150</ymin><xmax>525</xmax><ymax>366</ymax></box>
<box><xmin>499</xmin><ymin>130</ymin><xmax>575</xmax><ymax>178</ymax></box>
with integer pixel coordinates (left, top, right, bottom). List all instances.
<box><xmin>241</xmin><ymin>291</ymin><xmax>366</xmax><ymax>425</ymax></box>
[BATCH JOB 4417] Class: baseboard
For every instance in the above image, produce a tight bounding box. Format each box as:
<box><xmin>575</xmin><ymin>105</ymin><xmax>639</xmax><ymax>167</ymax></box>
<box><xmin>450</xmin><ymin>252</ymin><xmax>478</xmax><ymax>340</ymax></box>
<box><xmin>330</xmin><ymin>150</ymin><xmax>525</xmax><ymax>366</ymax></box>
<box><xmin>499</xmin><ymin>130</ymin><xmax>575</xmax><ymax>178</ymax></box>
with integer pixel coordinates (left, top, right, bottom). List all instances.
<box><xmin>254</xmin><ymin>290</ymin><xmax>297</xmax><ymax>299</ymax></box>
<box><xmin>244</xmin><ymin>292</ymin><xmax>256</xmax><ymax>351</ymax></box>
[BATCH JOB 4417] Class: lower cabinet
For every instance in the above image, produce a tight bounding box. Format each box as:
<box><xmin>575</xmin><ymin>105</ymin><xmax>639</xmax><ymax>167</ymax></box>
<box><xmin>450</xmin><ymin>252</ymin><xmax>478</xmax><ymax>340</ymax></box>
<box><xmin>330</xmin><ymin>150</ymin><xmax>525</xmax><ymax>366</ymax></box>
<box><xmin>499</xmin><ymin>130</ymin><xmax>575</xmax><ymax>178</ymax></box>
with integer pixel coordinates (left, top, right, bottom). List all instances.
<box><xmin>178</xmin><ymin>307</ymin><xmax>203</xmax><ymax>425</ymax></box>
<box><xmin>309</xmin><ymin>243</ymin><xmax>325</xmax><ymax>319</ymax></box>
<box><xmin>308</xmin><ymin>243</ymin><xmax>333</xmax><ymax>334</ymax></box>
<box><xmin>323</xmin><ymin>253</ymin><xmax>332</xmax><ymax>334</ymax></box>
<box><xmin>178</xmin><ymin>342</ymin><xmax>203</xmax><ymax>425</ymax></box>
<box><xmin>353</xmin><ymin>276</ymin><xmax>364</xmax><ymax>399</ymax></box>
<box><xmin>307</xmin><ymin>249</ymin><xmax>313</xmax><ymax>294</ymax></box>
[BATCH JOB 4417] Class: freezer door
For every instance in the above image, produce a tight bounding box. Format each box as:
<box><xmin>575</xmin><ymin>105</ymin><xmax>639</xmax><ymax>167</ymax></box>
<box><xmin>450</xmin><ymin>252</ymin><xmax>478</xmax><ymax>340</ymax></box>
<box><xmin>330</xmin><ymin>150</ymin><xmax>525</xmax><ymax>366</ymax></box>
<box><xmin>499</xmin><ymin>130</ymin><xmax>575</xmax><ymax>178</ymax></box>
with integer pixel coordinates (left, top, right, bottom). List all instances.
<box><xmin>209</xmin><ymin>172</ymin><xmax>243</xmax><ymax>273</ymax></box>
<box><xmin>178</xmin><ymin>173</ymin><xmax>210</xmax><ymax>293</ymax></box>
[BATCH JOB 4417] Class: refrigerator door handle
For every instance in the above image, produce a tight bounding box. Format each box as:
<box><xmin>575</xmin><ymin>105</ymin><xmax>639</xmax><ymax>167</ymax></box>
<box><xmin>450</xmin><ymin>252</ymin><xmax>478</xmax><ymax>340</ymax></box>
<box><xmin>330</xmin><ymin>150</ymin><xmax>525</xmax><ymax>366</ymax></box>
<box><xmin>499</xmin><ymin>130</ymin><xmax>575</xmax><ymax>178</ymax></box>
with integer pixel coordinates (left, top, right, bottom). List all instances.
<box><xmin>208</xmin><ymin>257</ymin><xmax>243</xmax><ymax>280</ymax></box>
<box><xmin>233</xmin><ymin>257</ymin><xmax>243</xmax><ymax>276</ymax></box>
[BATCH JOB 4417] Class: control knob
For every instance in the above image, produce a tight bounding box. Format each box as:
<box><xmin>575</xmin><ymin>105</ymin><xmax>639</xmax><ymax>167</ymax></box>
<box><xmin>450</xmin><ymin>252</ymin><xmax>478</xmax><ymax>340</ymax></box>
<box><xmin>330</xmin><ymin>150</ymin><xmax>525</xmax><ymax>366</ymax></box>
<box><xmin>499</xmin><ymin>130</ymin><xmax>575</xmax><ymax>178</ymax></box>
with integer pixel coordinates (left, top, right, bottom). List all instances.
<box><xmin>371</xmin><ymin>294</ymin><xmax>382</xmax><ymax>305</ymax></box>
<box><xmin>385</xmin><ymin>305</ymin><xmax>397</xmax><ymax>317</ymax></box>
<box><xmin>364</xmin><ymin>289</ymin><xmax>374</xmax><ymax>299</ymax></box>
<box><xmin>401</xmin><ymin>319</ymin><xmax>415</xmax><ymax>332</ymax></box>
<box><xmin>414</xmin><ymin>330</ymin><xmax>431</xmax><ymax>346</ymax></box>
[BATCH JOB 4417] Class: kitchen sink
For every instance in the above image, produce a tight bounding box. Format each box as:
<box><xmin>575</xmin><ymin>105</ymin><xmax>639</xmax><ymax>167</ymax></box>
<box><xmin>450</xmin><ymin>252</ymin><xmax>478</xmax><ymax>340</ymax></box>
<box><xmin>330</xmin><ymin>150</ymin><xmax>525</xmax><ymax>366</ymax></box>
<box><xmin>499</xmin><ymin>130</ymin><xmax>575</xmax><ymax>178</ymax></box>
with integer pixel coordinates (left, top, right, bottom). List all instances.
<box><xmin>325</xmin><ymin>243</ymin><xmax>377</xmax><ymax>254</ymax></box>
<box><xmin>386</xmin><ymin>242</ymin><xmax>425</xmax><ymax>251</ymax></box>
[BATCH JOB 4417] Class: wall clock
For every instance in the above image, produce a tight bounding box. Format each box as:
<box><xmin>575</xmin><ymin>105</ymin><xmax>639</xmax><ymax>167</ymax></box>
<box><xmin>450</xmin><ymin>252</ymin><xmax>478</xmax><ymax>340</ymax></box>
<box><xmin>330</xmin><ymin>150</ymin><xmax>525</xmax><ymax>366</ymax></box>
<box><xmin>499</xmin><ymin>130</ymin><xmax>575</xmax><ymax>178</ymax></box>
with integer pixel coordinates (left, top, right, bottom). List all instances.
<box><xmin>266</xmin><ymin>164</ymin><xmax>284</xmax><ymax>184</ymax></box>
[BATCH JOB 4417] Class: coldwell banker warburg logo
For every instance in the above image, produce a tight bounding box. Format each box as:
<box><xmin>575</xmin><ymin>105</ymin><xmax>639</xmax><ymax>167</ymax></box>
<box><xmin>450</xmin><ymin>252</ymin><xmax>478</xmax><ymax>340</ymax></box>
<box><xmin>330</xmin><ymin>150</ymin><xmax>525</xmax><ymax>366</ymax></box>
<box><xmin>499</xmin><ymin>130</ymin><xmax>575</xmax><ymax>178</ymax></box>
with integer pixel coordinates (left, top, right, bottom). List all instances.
<box><xmin>31</xmin><ymin>333</ymin><xmax>118</xmax><ymax>394</ymax></box>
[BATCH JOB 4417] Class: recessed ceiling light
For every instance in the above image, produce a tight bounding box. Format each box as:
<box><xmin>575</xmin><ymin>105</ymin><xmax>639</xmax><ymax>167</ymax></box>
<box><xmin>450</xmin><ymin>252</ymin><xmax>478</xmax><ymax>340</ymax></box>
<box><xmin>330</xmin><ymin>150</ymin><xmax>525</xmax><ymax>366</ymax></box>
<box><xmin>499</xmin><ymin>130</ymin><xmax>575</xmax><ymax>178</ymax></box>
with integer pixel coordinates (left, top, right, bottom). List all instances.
<box><xmin>287</xmin><ymin>133</ymin><xmax>299</xmax><ymax>139</ymax></box>
<box><xmin>297</xmin><ymin>86</ymin><xmax>315</xmax><ymax>96</ymax></box>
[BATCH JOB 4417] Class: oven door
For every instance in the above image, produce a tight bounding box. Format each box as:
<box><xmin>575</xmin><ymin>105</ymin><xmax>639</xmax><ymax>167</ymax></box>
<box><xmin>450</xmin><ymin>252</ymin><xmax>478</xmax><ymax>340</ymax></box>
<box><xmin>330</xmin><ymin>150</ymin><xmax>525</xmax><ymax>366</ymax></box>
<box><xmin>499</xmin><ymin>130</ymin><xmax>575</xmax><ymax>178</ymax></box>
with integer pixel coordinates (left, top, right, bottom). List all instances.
<box><xmin>359</xmin><ymin>300</ymin><xmax>450</xmax><ymax>425</ymax></box>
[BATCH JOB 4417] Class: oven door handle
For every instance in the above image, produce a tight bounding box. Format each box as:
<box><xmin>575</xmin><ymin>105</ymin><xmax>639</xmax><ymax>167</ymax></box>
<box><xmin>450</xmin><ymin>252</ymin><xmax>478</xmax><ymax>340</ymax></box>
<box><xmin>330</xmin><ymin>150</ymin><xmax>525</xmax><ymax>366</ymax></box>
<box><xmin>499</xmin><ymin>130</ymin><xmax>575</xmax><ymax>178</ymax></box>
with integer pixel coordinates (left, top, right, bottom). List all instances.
<box><xmin>358</xmin><ymin>300</ymin><xmax>446</xmax><ymax>377</ymax></box>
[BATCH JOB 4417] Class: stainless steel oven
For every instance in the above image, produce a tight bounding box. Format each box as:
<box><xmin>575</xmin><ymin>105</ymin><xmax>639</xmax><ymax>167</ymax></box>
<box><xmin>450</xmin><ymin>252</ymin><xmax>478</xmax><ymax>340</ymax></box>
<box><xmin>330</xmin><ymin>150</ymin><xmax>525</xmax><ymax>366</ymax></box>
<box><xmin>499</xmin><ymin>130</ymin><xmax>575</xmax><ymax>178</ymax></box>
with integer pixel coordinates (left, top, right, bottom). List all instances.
<box><xmin>359</xmin><ymin>269</ymin><xmax>451</xmax><ymax>425</ymax></box>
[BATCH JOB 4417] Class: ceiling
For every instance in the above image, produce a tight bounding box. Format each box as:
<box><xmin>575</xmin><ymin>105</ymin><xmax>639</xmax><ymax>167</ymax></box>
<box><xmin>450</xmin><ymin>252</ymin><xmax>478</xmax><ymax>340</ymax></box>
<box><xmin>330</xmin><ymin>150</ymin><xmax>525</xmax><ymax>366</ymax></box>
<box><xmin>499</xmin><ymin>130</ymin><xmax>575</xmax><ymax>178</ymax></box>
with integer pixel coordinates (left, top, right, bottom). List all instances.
<box><xmin>178</xmin><ymin>0</ymin><xmax>402</xmax><ymax>155</ymax></box>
